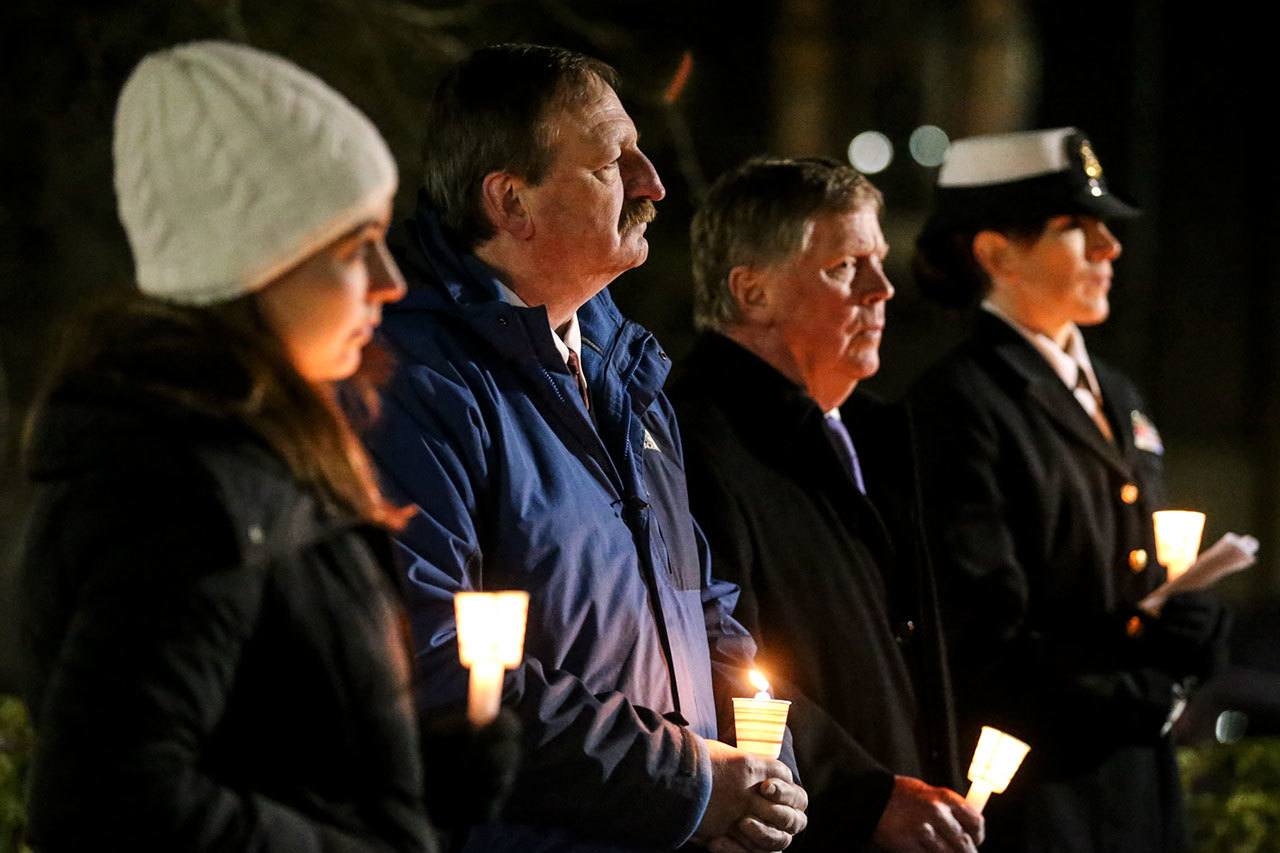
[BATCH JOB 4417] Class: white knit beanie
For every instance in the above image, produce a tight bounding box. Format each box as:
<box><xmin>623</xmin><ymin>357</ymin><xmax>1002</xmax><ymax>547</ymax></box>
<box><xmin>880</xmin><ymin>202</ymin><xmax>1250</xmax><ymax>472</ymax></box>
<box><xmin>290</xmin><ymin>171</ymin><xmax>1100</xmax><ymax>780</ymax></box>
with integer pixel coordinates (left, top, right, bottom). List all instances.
<box><xmin>113</xmin><ymin>40</ymin><xmax>398</xmax><ymax>305</ymax></box>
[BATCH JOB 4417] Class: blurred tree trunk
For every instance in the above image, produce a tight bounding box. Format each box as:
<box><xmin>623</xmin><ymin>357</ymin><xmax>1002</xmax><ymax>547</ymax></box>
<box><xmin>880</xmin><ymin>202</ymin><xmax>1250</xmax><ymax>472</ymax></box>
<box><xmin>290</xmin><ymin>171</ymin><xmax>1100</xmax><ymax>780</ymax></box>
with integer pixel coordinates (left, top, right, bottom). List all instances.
<box><xmin>960</xmin><ymin>0</ymin><xmax>1036</xmax><ymax>135</ymax></box>
<box><xmin>771</xmin><ymin>0</ymin><xmax>834</xmax><ymax>156</ymax></box>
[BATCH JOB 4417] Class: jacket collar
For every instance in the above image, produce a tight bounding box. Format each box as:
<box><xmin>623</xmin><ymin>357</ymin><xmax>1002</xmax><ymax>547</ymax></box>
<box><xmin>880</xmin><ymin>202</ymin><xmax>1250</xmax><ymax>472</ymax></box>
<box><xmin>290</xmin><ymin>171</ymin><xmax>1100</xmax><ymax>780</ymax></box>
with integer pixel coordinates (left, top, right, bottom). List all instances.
<box><xmin>681</xmin><ymin>332</ymin><xmax>897</xmax><ymax>563</ymax></box>
<box><xmin>389</xmin><ymin>190</ymin><xmax>504</xmax><ymax>311</ymax></box>
<box><xmin>974</xmin><ymin>311</ymin><xmax>1135</xmax><ymax>473</ymax></box>
<box><xmin>387</xmin><ymin>193</ymin><xmax>670</xmax><ymax>414</ymax></box>
<box><xmin>681</xmin><ymin>332</ymin><xmax>896</xmax><ymax>438</ymax></box>
<box><xmin>25</xmin><ymin>367</ymin><xmax>367</xmax><ymax>543</ymax></box>
<box><xmin>681</xmin><ymin>332</ymin><xmax>823</xmax><ymax>436</ymax></box>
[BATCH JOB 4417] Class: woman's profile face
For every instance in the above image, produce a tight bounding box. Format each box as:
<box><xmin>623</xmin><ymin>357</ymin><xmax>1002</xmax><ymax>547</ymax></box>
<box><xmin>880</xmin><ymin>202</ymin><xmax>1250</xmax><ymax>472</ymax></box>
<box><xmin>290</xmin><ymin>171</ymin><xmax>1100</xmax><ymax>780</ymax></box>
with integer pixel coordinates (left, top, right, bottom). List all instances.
<box><xmin>992</xmin><ymin>214</ymin><xmax>1122</xmax><ymax>335</ymax></box>
<box><xmin>255</xmin><ymin>201</ymin><xmax>405</xmax><ymax>383</ymax></box>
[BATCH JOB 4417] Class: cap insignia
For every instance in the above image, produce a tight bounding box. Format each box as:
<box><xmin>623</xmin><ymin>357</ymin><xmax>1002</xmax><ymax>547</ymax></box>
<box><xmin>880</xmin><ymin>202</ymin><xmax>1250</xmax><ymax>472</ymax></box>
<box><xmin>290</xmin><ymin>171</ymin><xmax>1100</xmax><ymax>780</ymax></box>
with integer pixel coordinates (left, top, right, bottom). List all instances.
<box><xmin>1080</xmin><ymin>139</ymin><xmax>1105</xmax><ymax>197</ymax></box>
<box><xmin>1080</xmin><ymin>140</ymin><xmax>1103</xmax><ymax>178</ymax></box>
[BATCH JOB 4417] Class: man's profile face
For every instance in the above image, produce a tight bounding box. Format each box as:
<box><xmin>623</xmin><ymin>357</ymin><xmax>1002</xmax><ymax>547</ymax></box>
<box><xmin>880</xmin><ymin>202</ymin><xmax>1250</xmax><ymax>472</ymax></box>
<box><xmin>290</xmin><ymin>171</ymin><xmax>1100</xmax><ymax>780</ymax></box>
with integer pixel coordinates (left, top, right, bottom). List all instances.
<box><xmin>760</xmin><ymin>205</ymin><xmax>894</xmax><ymax>389</ymax></box>
<box><xmin>519</xmin><ymin>79</ymin><xmax>665</xmax><ymax>301</ymax></box>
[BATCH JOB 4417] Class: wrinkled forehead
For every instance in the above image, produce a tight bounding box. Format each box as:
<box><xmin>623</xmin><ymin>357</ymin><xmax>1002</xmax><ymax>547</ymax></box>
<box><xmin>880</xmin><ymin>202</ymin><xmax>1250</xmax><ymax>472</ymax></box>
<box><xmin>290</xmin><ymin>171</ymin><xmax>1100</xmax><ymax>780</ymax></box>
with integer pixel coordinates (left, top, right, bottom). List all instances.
<box><xmin>799</xmin><ymin>204</ymin><xmax>886</xmax><ymax>254</ymax></box>
<box><xmin>541</xmin><ymin>75</ymin><xmax>633</xmax><ymax>146</ymax></box>
<box><xmin>548</xmin><ymin>70</ymin><xmax>614</xmax><ymax>113</ymax></box>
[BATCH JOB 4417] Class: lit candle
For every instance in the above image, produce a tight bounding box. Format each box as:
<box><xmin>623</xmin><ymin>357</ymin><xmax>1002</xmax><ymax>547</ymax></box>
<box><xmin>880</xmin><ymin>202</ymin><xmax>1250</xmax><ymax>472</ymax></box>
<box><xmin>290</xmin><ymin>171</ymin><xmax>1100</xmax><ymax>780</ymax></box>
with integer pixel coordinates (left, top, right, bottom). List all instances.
<box><xmin>732</xmin><ymin>669</ymin><xmax>792</xmax><ymax>759</ymax></box>
<box><xmin>749</xmin><ymin>668</ymin><xmax>772</xmax><ymax>700</ymax></box>
<box><xmin>965</xmin><ymin>726</ymin><xmax>1030</xmax><ymax>813</ymax></box>
<box><xmin>454</xmin><ymin>590</ymin><xmax>530</xmax><ymax>727</ymax></box>
<box><xmin>1153</xmin><ymin>510</ymin><xmax>1206</xmax><ymax>581</ymax></box>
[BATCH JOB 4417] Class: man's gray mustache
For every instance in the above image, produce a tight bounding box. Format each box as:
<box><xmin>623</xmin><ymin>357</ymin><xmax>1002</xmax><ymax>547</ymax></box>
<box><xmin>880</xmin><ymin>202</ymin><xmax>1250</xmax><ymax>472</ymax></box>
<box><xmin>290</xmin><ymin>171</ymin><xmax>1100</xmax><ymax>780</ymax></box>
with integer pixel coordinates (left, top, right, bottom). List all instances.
<box><xmin>619</xmin><ymin>200</ymin><xmax>657</xmax><ymax>232</ymax></box>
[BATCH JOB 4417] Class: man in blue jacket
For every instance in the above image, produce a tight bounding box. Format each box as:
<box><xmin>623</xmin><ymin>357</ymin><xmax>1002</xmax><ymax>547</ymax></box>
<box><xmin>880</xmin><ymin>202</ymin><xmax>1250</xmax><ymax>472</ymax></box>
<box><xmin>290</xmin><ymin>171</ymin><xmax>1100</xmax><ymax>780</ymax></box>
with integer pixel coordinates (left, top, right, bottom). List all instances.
<box><xmin>364</xmin><ymin>44</ymin><xmax>808</xmax><ymax>852</ymax></box>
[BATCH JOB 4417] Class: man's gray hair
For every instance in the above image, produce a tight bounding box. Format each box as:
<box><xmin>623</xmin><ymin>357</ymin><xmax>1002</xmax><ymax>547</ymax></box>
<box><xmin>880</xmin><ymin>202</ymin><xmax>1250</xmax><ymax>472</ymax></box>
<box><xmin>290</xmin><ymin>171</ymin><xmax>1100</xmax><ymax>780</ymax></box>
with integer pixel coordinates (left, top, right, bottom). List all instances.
<box><xmin>691</xmin><ymin>157</ymin><xmax>883</xmax><ymax>331</ymax></box>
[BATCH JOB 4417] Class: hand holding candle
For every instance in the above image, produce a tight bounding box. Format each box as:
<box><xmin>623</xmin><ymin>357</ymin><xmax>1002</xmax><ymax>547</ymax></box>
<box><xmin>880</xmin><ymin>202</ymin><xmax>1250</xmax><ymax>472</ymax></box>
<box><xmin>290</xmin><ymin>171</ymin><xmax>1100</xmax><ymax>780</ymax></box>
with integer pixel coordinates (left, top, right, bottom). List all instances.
<box><xmin>732</xmin><ymin>669</ymin><xmax>792</xmax><ymax>759</ymax></box>
<box><xmin>1153</xmin><ymin>510</ymin><xmax>1206</xmax><ymax>581</ymax></box>
<box><xmin>454</xmin><ymin>591</ymin><xmax>530</xmax><ymax>727</ymax></box>
<box><xmin>965</xmin><ymin>726</ymin><xmax>1030</xmax><ymax>813</ymax></box>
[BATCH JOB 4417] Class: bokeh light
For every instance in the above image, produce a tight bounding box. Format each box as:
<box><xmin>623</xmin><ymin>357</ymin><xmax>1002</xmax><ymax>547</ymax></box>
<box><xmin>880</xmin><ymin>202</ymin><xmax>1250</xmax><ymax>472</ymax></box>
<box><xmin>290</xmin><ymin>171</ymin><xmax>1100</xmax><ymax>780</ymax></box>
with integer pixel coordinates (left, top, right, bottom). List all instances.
<box><xmin>1215</xmin><ymin>710</ymin><xmax>1248</xmax><ymax>744</ymax></box>
<box><xmin>909</xmin><ymin>125</ymin><xmax>950</xmax><ymax>167</ymax></box>
<box><xmin>847</xmin><ymin>131</ymin><xmax>893</xmax><ymax>174</ymax></box>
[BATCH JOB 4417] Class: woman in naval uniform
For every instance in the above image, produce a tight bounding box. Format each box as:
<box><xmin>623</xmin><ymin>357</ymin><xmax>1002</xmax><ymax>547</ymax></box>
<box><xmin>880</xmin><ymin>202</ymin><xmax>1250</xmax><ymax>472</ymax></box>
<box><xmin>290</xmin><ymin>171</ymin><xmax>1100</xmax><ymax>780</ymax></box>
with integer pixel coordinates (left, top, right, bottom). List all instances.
<box><xmin>908</xmin><ymin>128</ymin><xmax>1227</xmax><ymax>853</ymax></box>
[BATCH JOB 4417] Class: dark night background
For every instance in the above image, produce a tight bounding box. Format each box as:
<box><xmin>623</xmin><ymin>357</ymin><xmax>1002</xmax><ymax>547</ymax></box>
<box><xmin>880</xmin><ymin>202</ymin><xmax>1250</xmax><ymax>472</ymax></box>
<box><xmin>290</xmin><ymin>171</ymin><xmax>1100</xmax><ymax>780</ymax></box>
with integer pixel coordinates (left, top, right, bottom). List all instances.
<box><xmin>2</xmin><ymin>0</ymin><xmax>1278</xmax><ymax>741</ymax></box>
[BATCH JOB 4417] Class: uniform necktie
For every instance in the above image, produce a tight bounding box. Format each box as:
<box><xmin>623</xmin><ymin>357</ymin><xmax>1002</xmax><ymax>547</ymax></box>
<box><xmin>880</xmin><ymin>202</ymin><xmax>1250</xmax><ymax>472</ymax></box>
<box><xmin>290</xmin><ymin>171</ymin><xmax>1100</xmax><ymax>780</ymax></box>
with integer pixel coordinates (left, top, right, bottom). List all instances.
<box><xmin>823</xmin><ymin>413</ymin><xmax>867</xmax><ymax>494</ymax></box>
<box><xmin>1073</xmin><ymin>366</ymin><xmax>1113</xmax><ymax>443</ymax></box>
<box><xmin>566</xmin><ymin>349</ymin><xmax>591</xmax><ymax>413</ymax></box>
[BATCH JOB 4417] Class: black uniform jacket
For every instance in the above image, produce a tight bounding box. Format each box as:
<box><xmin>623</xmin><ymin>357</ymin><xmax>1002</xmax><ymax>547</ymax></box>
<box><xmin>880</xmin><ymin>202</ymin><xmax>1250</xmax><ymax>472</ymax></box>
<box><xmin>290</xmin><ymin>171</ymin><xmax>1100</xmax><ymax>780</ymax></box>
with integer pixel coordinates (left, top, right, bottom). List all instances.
<box><xmin>20</xmin><ymin>354</ymin><xmax>436</xmax><ymax>852</ymax></box>
<box><xmin>909</xmin><ymin>311</ymin><xmax>1187</xmax><ymax>853</ymax></box>
<box><xmin>671</xmin><ymin>333</ymin><xmax>960</xmax><ymax>850</ymax></box>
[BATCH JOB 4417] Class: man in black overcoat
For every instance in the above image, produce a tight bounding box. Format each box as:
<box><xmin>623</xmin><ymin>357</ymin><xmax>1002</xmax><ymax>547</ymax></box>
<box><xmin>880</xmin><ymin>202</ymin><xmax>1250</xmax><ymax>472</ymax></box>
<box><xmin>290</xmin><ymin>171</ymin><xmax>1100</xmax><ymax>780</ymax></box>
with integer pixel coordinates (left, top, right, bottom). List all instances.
<box><xmin>670</xmin><ymin>157</ymin><xmax>983</xmax><ymax>853</ymax></box>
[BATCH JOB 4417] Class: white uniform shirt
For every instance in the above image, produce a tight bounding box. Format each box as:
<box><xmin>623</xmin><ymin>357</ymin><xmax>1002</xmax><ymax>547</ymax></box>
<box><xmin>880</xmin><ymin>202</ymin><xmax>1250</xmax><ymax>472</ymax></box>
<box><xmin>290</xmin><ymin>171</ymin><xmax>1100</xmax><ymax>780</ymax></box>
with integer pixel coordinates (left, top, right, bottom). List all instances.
<box><xmin>982</xmin><ymin>300</ymin><xmax>1112</xmax><ymax>441</ymax></box>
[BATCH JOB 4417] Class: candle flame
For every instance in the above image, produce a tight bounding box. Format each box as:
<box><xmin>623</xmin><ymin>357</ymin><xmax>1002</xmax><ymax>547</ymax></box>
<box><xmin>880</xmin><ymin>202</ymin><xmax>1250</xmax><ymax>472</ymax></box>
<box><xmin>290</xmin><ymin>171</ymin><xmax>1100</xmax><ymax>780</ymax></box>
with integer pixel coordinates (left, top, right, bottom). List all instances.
<box><xmin>748</xmin><ymin>669</ymin><xmax>771</xmax><ymax>696</ymax></box>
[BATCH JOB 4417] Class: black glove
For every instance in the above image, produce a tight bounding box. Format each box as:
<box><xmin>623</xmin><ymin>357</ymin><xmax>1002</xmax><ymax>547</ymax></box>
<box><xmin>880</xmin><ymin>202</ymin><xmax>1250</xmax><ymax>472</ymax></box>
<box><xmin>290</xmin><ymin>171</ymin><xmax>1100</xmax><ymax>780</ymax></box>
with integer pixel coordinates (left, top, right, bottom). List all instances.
<box><xmin>1139</xmin><ymin>591</ymin><xmax>1230</xmax><ymax>681</ymax></box>
<box><xmin>419</xmin><ymin>708</ymin><xmax>523</xmax><ymax>839</ymax></box>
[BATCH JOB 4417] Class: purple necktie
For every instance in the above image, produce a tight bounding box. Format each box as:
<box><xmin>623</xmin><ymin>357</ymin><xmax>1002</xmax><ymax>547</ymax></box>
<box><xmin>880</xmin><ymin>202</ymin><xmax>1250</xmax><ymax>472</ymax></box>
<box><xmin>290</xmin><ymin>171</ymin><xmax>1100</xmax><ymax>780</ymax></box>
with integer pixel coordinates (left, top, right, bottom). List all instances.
<box><xmin>823</xmin><ymin>413</ymin><xmax>866</xmax><ymax>494</ymax></box>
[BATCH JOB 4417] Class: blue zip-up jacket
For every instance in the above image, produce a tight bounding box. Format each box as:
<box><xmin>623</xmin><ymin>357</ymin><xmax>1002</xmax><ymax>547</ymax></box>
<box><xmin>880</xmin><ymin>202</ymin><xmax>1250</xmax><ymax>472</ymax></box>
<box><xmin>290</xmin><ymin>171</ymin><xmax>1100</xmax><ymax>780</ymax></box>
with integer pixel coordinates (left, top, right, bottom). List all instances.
<box><xmin>365</xmin><ymin>195</ymin><xmax>765</xmax><ymax>852</ymax></box>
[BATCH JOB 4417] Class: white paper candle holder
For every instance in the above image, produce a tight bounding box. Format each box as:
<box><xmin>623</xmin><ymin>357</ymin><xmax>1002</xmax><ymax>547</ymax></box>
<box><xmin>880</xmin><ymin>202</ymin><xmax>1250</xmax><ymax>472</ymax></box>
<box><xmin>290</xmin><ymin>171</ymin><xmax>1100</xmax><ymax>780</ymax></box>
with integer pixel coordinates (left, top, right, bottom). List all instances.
<box><xmin>733</xmin><ymin>670</ymin><xmax>791</xmax><ymax>759</ymax></box>
<box><xmin>1153</xmin><ymin>510</ymin><xmax>1206</xmax><ymax>581</ymax></box>
<box><xmin>965</xmin><ymin>726</ymin><xmax>1030</xmax><ymax>813</ymax></box>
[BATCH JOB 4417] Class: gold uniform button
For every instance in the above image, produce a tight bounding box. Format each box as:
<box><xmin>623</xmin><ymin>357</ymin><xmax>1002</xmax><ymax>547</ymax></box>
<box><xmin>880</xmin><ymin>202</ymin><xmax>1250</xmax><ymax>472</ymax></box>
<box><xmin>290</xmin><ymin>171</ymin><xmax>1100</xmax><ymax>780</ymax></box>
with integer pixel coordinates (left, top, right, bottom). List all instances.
<box><xmin>1120</xmin><ymin>483</ymin><xmax>1140</xmax><ymax>504</ymax></box>
<box><xmin>1129</xmin><ymin>548</ymin><xmax>1148</xmax><ymax>572</ymax></box>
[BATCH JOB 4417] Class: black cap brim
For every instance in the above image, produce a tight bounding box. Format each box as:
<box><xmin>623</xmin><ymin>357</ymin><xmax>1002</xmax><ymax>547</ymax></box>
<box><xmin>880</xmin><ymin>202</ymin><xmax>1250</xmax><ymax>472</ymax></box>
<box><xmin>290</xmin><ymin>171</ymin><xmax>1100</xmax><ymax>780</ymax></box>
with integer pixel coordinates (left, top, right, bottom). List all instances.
<box><xmin>1068</xmin><ymin>186</ymin><xmax>1141</xmax><ymax>219</ymax></box>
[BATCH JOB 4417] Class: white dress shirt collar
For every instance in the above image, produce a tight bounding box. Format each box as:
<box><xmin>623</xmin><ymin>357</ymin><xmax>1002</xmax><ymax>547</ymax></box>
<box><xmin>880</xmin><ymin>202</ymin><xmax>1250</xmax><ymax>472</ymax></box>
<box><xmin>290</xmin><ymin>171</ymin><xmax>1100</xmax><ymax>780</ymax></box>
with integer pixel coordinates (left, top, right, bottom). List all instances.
<box><xmin>496</xmin><ymin>282</ymin><xmax>582</xmax><ymax>366</ymax></box>
<box><xmin>981</xmin><ymin>300</ymin><xmax>1103</xmax><ymax>399</ymax></box>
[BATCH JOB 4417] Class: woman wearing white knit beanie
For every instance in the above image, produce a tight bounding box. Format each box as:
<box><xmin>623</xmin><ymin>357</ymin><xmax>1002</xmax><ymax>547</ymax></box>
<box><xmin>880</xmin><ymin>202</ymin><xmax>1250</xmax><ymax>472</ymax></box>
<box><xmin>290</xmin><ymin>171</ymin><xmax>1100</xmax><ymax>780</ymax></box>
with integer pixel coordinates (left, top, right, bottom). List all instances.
<box><xmin>19</xmin><ymin>41</ymin><xmax>438</xmax><ymax>851</ymax></box>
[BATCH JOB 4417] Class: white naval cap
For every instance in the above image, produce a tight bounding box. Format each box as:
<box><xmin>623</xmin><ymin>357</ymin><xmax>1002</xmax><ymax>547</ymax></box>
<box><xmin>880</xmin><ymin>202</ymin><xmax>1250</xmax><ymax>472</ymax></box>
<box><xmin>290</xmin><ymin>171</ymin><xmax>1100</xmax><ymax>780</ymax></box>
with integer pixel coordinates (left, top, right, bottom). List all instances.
<box><xmin>940</xmin><ymin>127</ymin><xmax>1080</xmax><ymax>187</ymax></box>
<box><xmin>925</xmin><ymin>127</ymin><xmax>1139</xmax><ymax>231</ymax></box>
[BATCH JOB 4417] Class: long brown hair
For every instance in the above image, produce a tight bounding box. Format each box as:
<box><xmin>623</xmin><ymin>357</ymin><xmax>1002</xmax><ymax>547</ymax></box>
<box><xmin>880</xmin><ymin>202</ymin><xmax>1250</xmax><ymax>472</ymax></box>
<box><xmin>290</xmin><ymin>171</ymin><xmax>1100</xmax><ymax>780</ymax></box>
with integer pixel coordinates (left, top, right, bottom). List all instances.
<box><xmin>27</xmin><ymin>293</ymin><xmax>408</xmax><ymax>529</ymax></box>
